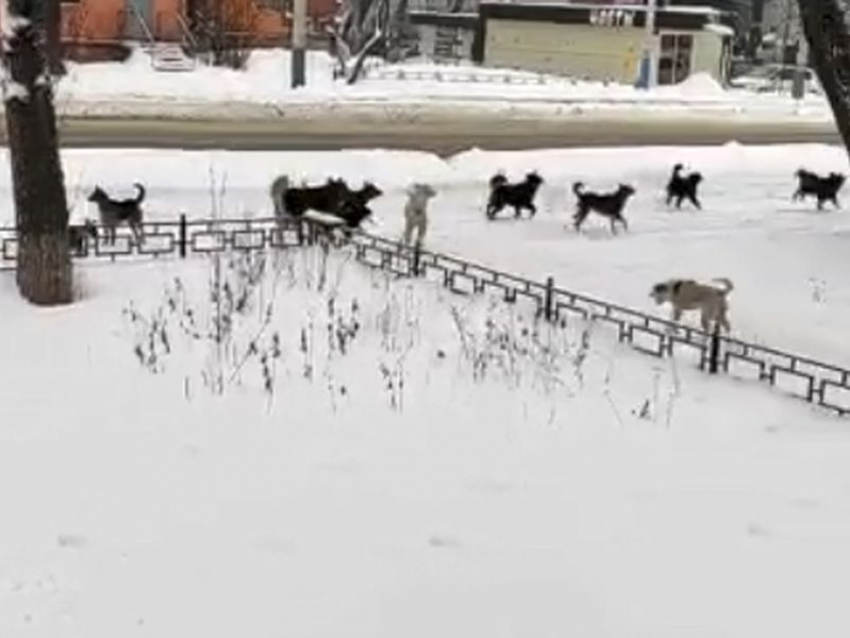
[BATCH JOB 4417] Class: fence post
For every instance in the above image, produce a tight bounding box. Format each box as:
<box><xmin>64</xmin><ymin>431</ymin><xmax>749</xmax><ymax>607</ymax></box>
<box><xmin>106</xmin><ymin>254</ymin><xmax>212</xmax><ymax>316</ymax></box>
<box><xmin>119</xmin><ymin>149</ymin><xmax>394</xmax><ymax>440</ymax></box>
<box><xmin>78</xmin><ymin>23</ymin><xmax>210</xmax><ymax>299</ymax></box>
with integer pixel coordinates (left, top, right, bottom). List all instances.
<box><xmin>412</xmin><ymin>243</ymin><xmax>421</xmax><ymax>277</ymax></box>
<box><xmin>544</xmin><ymin>276</ymin><xmax>554</xmax><ymax>322</ymax></box>
<box><xmin>708</xmin><ymin>325</ymin><xmax>721</xmax><ymax>374</ymax></box>
<box><xmin>178</xmin><ymin>214</ymin><xmax>187</xmax><ymax>259</ymax></box>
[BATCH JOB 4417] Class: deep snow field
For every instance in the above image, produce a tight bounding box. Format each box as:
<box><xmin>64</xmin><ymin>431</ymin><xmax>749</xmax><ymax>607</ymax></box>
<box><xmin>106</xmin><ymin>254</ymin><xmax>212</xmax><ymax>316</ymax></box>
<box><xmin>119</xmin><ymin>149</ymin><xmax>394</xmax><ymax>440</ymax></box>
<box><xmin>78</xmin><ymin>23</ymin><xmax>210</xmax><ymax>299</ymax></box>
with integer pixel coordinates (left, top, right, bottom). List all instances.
<box><xmin>0</xmin><ymin>248</ymin><xmax>848</xmax><ymax>638</ymax></box>
<box><xmin>1</xmin><ymin>144</ymin><xmax>849</xmax><ymax>637</ymax></box>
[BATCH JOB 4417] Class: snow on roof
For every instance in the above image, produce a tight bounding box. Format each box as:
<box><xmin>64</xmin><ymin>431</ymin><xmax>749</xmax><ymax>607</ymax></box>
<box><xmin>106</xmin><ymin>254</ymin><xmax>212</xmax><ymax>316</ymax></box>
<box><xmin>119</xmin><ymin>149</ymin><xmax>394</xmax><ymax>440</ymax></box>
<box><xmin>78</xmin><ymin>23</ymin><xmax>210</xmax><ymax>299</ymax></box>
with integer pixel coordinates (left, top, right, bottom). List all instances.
<box><xmin>479</xmin><ymin>0</ymin><xmax>723</xmax><ymax>15</ymax></box>
<box><xmin>704</xmin><ymin>22</ymin><xmax>735</xmax><ymax>36</ymax></box>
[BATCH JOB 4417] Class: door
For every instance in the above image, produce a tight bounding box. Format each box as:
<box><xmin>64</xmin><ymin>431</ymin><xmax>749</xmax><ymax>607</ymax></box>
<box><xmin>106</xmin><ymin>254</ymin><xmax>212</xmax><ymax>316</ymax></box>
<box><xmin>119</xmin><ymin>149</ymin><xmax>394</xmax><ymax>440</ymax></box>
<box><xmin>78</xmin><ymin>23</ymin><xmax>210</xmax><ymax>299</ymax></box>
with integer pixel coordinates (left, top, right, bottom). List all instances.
<box><xmin>125</xmin><ymin>0</ymin><xmax>156</xmax><ymax>41</ymax></box>
<box><xmin>658</xmin><ymin>33</ymin><xmax>693</xmax><ymax>85</ymax></box>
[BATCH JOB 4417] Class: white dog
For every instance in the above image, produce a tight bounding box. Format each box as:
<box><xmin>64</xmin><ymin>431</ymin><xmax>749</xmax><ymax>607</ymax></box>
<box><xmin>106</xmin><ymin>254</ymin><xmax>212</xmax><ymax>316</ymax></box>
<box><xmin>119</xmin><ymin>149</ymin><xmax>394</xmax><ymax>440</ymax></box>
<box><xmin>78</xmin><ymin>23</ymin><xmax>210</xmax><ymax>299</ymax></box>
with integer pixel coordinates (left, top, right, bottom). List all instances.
<box><xmin>650</xmin><ymin>277</ymin><xmax>734</xmax><ymax>332</ymax></box>
<box><xmin>402</xmin><ymin>183</ymin><xmax>437</xmax><ymax>248</ymax></box>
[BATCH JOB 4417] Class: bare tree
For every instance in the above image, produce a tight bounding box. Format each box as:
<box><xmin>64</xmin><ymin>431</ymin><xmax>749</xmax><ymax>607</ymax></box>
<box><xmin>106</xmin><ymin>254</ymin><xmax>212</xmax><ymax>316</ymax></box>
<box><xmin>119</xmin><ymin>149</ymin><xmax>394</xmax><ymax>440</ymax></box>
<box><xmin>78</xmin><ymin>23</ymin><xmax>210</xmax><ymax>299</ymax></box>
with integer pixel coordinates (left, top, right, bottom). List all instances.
<box><xmin>796</xmin><ymin>0</ymin><xmax>850</xmax><ymax>153</ymax></box>
<box><xmin>45</xmin><ymin>0</ymin><xmax>65</xmax><ymax>76</ymax></box>
<box><xmin>327</xmin><ymin>0</ymin><xmax>407</xmax><ymax>84</ymax></box>
<box><xmin>2</xmin><ymin>0</ymin><xmax>73</xmax><ymax>304</ymax></box>
<box><xmin>189</xmin><ymin>0</ymin><xmax>259</xmax><ymax>69</ymax></box>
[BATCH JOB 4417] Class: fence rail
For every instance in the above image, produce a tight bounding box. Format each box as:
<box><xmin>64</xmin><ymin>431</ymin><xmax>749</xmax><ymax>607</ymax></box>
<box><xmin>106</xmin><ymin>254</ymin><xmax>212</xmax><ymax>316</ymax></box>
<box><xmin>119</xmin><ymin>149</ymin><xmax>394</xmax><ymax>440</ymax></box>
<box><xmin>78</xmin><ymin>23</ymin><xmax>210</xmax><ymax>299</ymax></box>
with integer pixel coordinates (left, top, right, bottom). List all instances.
<box><xmin>2</xmin><ymin>214</ymin><xmax>849</xmax><ymax>417</ymax></box>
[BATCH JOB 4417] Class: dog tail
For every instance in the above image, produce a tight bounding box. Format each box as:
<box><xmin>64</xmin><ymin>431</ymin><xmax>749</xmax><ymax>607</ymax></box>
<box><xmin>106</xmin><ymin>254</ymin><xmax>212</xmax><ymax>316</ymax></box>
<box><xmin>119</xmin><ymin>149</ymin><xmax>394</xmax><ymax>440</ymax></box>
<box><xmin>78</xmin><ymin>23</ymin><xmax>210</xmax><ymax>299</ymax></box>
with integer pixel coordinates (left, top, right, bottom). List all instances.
<box><xmin>572</xmin><ymin>182</ymin><xmax>585</xmax><ymax>197</ymax></box>
<box><xmin>713</xmin><ymin>278</ymin><xmax>734</xmax><ymax>294</ymax></box>
<box><xmin>132</xmin><ymin>183</ymin><xmax>146</xmax><ymax>204</ymax></box>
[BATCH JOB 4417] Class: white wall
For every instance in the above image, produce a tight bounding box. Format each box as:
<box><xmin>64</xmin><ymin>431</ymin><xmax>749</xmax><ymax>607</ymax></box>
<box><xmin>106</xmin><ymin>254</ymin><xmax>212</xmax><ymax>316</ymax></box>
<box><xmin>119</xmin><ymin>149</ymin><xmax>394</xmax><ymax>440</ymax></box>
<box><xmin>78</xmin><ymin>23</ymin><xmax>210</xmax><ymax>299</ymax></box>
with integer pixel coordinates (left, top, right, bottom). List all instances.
<box><xmin>484</xmin><ymin>20</ymin><xmax>644</xmax><ymax>83</ymax></box>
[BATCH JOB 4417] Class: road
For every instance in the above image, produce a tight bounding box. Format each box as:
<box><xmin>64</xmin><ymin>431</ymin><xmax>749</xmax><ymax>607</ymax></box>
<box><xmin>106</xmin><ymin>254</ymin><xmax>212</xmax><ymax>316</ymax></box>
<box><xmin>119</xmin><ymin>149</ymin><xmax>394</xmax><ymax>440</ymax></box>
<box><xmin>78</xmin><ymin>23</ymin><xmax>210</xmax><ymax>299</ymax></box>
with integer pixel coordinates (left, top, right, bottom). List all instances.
<box><xmin>1</xmin><ymin>114</ymin><xmax>841</xmax><ymax>155</ymax></box>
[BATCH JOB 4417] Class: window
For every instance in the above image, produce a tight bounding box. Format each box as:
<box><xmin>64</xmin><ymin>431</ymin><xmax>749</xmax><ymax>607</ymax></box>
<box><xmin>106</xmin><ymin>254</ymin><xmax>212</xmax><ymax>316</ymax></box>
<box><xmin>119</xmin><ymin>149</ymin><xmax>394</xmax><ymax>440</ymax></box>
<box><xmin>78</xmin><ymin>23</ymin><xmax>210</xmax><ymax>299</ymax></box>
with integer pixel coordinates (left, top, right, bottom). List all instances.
<box><xmin>658</xmin><ymin>33</ymin><xmax>692</xmax><ymax>85</ymax></box>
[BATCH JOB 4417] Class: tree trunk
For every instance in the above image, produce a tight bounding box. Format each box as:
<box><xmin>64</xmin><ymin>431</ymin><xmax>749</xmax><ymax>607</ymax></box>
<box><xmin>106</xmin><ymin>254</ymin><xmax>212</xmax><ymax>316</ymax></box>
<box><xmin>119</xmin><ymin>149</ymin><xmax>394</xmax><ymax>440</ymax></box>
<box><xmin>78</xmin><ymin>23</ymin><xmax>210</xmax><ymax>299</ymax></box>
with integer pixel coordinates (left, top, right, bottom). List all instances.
<box><xmin>44</xmin><ymin>0</ymin><xmax>65</xmax><ymax>76</ymax></box>
<box><xmin>796</xmin><ymin>0</ymin><xmax>850</xmax><ymax>155</ymax></box>
<box><xmin>3</xmin><ymin>4</ymin><xmax>73</xmax><ymax>305</ymax></box>
<box><xmin>346</xmin><ymin>27</ymin><xmax>384</xmax><ymax>84</ymax></box>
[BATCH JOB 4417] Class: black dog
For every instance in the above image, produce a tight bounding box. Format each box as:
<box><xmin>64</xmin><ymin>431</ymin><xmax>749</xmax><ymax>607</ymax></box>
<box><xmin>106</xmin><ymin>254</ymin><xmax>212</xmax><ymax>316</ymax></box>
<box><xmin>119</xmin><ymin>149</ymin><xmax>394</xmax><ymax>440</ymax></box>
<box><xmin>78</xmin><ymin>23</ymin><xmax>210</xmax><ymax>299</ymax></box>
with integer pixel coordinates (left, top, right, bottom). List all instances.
<box><xmin>666</xmin><ymin>163</ymin><xmax>703</xmax><ymax>210</ymax></box>
<box><xmin>68</xmin><ymin>220</ymin><xmax>97</xmax><ymax>255</ymax></box>
<box><xmin>793</xmin><ymin>169</ymin><xmax>845</xmax><ymax>210</ymax></box>
<box><xmin>486</xmin><ymin>172</ymin><xmax>544</xmax><ymax>219</ymax></box>
<box><xmin>282</xmin><ymin>178</ymin><xmax>350</xmax><ymax>217</ymax></box>
<box><xmin>87</xmin><ymin>183</ymin><xmax>145</xmax><ymax>244</ymax></box>
<box><xmin>573</xmin><ymin>182</ymin><xmax>636</xmax><ymax>234</ymax></box>
<box><xmin>335</xmin><ymin>182</ymin><xmax>383</xmax><ymax>229</ymax></box>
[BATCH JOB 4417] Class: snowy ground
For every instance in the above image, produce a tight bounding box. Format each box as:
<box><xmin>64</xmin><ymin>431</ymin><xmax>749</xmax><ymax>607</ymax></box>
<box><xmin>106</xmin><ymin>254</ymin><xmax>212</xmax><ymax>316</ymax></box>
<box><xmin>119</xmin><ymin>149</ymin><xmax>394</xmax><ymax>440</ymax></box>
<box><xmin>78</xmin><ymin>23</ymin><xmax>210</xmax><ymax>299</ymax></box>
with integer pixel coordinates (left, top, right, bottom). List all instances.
<box><xmin>1</xmin><ymin>248</ymin><xmax>849</xmax><ymax>638</ymax></box>
<box><xmin>7</xmin><ymin>142</ymin><xmax>848</xmax><ymax>366</ymax></box>
<box><xmin>2</xmin><ymin>144</ymin><xmax>850</xmax><ymax>637</ymax></box>
<box><xmin>43</xmin><ymin>48</ymin><xmax>833</xmax><ymax>122</ymax></box>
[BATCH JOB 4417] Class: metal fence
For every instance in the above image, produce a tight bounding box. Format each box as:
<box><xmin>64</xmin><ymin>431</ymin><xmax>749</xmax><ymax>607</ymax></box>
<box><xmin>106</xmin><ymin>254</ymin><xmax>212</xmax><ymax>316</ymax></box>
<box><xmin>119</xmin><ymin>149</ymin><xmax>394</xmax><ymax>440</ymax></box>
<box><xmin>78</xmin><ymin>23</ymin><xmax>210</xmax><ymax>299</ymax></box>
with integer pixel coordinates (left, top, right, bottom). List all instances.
<box><xmin>363</xmin><ymin>66</ymin><xmax>555</xmax><ymax>86</ymax></box>
<box><xmin>0</xmin><ymin>216</ymin><xmax>306</xmax><ymax>268</ymax></box>
<box><xmin>346</xmin><ymin>229</ymin><xmax>850</xmax><ymax>418</ymax></box>
<box><xmin>2</xmin><ymin>214</ymin><xmax>849</xmax><ymax>417</ymax></box>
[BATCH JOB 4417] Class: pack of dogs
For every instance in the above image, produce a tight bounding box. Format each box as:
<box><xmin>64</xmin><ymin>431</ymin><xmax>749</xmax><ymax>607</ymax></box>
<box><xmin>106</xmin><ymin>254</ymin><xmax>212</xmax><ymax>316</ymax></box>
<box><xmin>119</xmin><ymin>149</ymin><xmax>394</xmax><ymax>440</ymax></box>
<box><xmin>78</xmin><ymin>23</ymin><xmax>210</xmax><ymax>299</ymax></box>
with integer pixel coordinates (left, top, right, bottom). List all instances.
<box><xmin>68</xmin><ymin>162</ymin><xmax>845</xmax><ymax>334</ymax></box>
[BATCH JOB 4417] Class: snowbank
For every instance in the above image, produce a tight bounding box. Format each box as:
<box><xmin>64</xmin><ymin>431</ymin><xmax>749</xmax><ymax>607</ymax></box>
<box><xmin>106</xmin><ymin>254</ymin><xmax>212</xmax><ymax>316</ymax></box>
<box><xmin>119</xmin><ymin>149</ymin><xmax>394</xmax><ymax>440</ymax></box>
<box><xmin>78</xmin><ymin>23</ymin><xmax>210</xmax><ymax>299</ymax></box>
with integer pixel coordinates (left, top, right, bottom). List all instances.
<box><xmin>43</xmin><ymin>47</ymin><xmax>833</xmax><ymax>122</ymax></box>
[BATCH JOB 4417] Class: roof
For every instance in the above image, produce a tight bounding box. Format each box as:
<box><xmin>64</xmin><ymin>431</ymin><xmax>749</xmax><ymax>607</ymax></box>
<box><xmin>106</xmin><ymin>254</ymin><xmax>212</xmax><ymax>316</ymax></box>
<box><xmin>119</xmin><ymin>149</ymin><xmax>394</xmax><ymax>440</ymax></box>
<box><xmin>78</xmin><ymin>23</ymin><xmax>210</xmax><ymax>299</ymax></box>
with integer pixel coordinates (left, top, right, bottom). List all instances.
<box><xmin>478</xmin><ymin>1</ymin><xmax>726</xmax><ymax>30</ymax></box>
<box><xmin>408</xmin><ymin>10</ymin><xmax>480</xmax><ymax>28</ymax></box>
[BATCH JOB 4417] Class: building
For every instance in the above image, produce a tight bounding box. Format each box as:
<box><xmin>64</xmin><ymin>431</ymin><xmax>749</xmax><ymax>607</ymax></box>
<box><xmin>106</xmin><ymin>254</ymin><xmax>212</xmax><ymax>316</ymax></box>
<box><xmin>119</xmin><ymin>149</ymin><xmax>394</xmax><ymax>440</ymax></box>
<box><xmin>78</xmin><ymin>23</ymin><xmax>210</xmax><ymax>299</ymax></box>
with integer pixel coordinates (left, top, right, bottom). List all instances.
<box><xmin>49</xmin><ymin>0</ymin><xmax>336</xmax><ymax>60</ymax></box>
<box><xmin>479</xmin><ymin>2</ymin><xmax>733</xmax><ymax>85</ymax></box>
<box><xmin>758</xmin><ymin>0</ymin><xmax>805</xmax><ymax>63</ymax></box>
<box><xmin>665</xmin><ymin>0</ymin><xmax>751</xmax><ymax>33</ymax></box>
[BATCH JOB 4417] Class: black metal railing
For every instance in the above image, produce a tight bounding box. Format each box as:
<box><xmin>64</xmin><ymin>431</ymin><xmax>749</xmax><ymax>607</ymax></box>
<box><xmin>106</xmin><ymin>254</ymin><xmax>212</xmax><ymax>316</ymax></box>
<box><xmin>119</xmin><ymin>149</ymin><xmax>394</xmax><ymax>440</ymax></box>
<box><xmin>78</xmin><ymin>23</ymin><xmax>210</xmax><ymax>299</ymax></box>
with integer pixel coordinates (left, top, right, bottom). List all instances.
<box><xmin>1</xmin><ymin>214</ymin><xmax>848</xmax><ymax>417</ymax></box>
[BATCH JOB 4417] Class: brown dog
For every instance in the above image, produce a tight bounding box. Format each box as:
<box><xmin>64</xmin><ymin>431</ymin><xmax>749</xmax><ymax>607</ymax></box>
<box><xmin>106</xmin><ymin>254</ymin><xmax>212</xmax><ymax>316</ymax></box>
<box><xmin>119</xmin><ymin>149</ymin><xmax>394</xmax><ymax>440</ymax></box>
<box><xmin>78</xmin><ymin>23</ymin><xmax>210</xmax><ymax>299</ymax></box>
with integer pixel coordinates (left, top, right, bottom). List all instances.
<box><xmin>650</xmin><ymin>277</ymin><xmax>734</xmax><ymax>332</ymax></box>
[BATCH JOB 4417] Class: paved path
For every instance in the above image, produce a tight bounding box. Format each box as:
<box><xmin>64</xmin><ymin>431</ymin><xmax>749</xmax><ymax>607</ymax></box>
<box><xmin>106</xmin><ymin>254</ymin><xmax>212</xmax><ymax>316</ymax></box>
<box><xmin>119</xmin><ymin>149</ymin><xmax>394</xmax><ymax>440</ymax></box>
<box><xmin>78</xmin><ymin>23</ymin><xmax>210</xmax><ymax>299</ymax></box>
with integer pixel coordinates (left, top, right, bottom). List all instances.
<box><xmin>0</xmin><ymin>115</ymin><xmax>841</xmax><ymax>154</ymax></box>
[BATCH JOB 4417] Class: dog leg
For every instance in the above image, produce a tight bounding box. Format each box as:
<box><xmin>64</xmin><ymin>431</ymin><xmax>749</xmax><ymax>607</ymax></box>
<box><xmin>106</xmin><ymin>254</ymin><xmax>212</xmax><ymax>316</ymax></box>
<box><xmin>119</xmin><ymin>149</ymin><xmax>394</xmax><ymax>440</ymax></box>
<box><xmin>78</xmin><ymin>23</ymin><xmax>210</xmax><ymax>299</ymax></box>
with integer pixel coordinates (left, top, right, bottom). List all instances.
<box><xmin>573</xmin><ymin>213</ymin><xmax>584</xmax><ymax>232</ymax></box>
<box><xmin>402</xmin><ymin>219</ymin><xmax>413</xmax><ymax>246</ymax></box>
<box><xmin>690</xmin><ymin>193</ymin><xmax>702</xmax><ymax>210</ymax></box>
<box><xmin>513</xmin><ymin>206</ymin><xmax>522</xmax><ymax>219</ymax></box>
<box><xmin>528</xmin><ymin>203</ymin><xmax>537</xmax><ymax>218</ymax></box>
<box><xmin>418</xmin><ymin>217</ymin><xmax>428</xmax><ymax>248</ymax></box>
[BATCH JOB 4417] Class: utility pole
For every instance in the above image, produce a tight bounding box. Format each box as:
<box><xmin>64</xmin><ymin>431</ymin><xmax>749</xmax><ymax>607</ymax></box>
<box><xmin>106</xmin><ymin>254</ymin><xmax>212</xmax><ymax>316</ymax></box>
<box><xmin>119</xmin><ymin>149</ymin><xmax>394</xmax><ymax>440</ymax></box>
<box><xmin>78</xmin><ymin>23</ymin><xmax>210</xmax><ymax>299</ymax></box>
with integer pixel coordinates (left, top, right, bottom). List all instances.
<box><xmin>638</xmin><ymin>0</ymin><xmax>658</xmax><ymax>89</ymax></box>
<box><xmin>291</xmin><ymin>0</ymin><xmax>307</xmax><ymax>88</ymax></box>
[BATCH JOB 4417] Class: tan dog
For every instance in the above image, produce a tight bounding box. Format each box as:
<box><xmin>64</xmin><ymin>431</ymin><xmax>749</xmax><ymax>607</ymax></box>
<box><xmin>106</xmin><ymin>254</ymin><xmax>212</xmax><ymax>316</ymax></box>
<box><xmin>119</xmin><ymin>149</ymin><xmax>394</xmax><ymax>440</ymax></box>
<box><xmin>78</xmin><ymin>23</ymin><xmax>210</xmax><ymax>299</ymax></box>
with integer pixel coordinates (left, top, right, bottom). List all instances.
<box><xmin>270</xmin><ymin>174</ymin><xmax>289</xmax><ymax>218</ymax></box>
<box><xmin>650</xmin><ymin>277</ymin><xmax>734</xmax><ymax>332</ymax></box>
<box><xmin>402</xmin><ymin>183</ymin><xmax>437</xmax><ymax>248</ymax></box>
